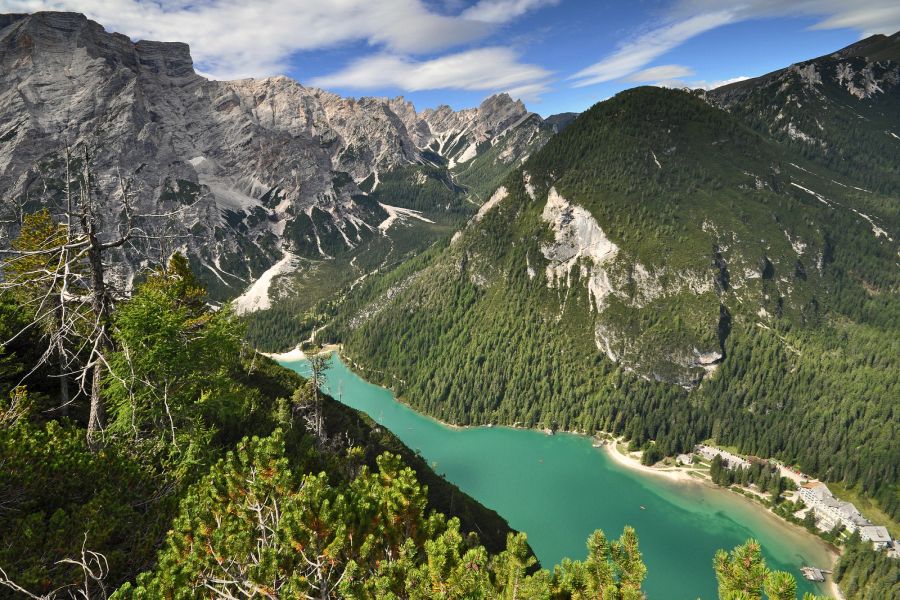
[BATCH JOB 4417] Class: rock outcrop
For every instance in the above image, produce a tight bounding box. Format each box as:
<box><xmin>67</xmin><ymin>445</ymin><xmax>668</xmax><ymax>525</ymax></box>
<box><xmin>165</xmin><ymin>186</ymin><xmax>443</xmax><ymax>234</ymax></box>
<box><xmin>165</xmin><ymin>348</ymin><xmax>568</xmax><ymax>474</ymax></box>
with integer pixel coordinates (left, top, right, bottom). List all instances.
<box><xmin>0</xmin><ymin>12</ymin><xmax>547</xmax><ymax>299</ymax></box>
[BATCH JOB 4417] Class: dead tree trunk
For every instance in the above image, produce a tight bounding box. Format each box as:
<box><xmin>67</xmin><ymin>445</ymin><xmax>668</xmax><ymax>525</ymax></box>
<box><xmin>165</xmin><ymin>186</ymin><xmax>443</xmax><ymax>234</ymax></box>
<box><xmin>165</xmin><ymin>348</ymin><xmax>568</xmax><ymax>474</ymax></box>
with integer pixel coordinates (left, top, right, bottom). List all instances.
<box><xmin>85</xmin><ymin>237</ymin><xmax>108</xmax><ymax>447</ymax></box>
<box><xmin>54</xmin><ymin>303</ymin><xmax>69</xmax><ymax>417</ymax></box>
<box><xmin>79</xmin><ymin>155</ymin><xmax>123</xmax><ymax>451</ymax></box>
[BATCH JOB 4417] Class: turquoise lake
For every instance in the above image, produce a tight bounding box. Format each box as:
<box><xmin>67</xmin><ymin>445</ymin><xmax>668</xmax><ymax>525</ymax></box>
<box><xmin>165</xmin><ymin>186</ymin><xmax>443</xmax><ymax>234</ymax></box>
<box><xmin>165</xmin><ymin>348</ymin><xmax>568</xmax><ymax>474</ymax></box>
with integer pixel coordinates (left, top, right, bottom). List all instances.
<box><xmin>281</xmin><ymin>354</ymin><xmax>832</xmax><ymax>599</ymax></box>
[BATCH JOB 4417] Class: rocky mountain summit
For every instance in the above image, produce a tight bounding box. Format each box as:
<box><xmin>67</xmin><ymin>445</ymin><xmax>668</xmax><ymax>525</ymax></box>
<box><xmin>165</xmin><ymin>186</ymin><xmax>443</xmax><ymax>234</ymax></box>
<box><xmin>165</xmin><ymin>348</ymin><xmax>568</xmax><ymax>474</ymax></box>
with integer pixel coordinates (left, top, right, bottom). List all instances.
<box><xmin>710</xmin><ymin>32</ymin><xmax>900</xmax><ymax>194</ymax></box>
<box><xmin>0</xmin><ymin>11</ymin><xmax>549</xmax><ymax>299</ymax></box>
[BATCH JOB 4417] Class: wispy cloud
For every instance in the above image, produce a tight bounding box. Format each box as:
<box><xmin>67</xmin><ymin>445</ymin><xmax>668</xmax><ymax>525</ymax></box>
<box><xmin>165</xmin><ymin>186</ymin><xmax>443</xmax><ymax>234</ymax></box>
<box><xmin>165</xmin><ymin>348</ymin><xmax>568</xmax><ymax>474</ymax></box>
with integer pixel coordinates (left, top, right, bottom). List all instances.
<box><xmin>569</xmin><ymin>11</ymin><xmax>736</xmax><ymax>87</ymax></box>
<box><xmin>675</xmin><ymin>0</ymin><xmax>900</xmax><ymax>37</ymax></box>
<box><xmin>625</xmin><ymin>64</ymin><xmax>695</xmax><ymax>82</ymax></box>
<box><xmin>310</xmin><ymin>47</ymin><xmax>553</xmax><ymax>101</ymax></box>
<box><xmin>696</xmin><ymin>75</ymin><xmax>751</xmax><ymax>89</ymax></box>
<box><xmin>461</xmin><ymin>0</ymin><xmax>560</xmax><ymax>24</ymax></box>
<box><xmin>4</xmin><ymin>0</ymin><xmax>547</xmax><ymax>80</ymax></box>
<box><xmin>571</xmin><ymin>0</ymin><xmax>900</xmax><ymax>90</ymax></box>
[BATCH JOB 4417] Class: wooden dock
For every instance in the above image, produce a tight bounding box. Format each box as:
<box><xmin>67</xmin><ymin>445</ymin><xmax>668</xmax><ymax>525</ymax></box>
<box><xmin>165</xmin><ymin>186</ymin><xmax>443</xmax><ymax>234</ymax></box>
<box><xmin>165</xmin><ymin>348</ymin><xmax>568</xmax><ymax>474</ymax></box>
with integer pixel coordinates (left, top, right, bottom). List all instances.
<box><xmin>800</xmin><ymin>566</ymin><xmax>832</xmax><ymax>582</ymax></box>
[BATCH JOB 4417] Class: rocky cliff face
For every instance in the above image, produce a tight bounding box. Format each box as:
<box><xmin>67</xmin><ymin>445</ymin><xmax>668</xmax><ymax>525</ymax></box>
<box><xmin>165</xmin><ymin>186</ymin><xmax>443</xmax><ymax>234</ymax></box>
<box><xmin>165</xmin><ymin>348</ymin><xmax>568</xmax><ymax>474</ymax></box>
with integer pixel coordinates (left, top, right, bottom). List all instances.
<box><xmin>0</xmin><ymin>12</ymin><xmax>547</xmax><ymax>299</ymax></box>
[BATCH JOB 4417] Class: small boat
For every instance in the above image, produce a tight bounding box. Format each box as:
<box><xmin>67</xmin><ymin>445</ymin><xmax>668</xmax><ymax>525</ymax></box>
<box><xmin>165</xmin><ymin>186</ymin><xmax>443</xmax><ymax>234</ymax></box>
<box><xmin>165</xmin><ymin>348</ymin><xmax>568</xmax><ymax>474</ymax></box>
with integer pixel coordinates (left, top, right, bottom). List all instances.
<box><xmin>640</xmin><ymin>505</ymin><xmax>646</xmax><ymax>510</ymax></box>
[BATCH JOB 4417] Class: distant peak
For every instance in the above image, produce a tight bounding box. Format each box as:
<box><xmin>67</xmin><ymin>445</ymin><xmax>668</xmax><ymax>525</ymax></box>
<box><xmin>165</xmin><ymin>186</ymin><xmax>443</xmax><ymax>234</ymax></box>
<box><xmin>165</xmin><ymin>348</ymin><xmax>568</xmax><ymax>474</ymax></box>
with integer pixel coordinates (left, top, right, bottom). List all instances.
<box><xmin>135</xmin><ymin>40</ymin><xmax>196</xmax><ymax>79</ymax></box>
<box><xmin>479</xmin><ymin>92</ymin><xmax>522</xmax><ymax>109</ymax></box>
<box><xmin>832</xmin><ymin>30</ymin><xmax>900</xmax><ymax>62</ymax></box>
<box><xmin>0</xmin><ymin>11</ymin><xmax>108</xmax><ymax>39</ymax></box>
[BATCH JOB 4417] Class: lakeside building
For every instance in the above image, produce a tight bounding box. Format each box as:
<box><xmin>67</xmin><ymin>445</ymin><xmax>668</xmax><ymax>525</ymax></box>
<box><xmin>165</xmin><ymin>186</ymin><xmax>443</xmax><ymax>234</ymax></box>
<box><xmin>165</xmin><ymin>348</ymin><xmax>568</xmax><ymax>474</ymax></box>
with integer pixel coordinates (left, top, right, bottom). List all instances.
<box><xmin>859</xmin><ymin>526</ymin><xmax>892</xmax><ymax>550</ymax></box>
<box><xmin>695</xmin><ymin>444</ymin><xmax>750</xmax><ymax>469</ymax></box>
<box><xmin>799</xmin><ymin>483</ymin><xmax>867</xmax><ymax>532</ymax></box>
<box><xmin>798</xmin><ymin>482</ymin><xmax>832</xmax><ymax>506</ymax></box>
<box><xmin>676</xmin><ymin>453</ymin><xmax>693</xmax><ymax>465</ymax></box>
<box><xmin>797</xmin><ymin>482</ymin><xmax>891</xmax><ymax>548</ymax></box>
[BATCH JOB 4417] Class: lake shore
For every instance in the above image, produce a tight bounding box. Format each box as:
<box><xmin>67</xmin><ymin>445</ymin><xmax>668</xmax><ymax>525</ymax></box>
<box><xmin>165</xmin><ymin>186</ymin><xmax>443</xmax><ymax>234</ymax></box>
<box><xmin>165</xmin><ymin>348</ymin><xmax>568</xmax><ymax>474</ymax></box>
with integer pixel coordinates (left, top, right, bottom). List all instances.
<box><xmin>261</xmin><ymin>343</ymin><xmax>342</xmax><ymax>362</ymax></box>
<box><xmin>282</xmin><ymin>349</ymin><xmax>845</xmax><ymax>598</ymax></box>
<box><xmin>603</xmin><ymin>438</ymin><xmax>843</xmax><ymax>598</ymax></box>
<box><xmin>601</xmin><ymin>439</ymin><xmax>705</xmax><ymax>485</ymax></box>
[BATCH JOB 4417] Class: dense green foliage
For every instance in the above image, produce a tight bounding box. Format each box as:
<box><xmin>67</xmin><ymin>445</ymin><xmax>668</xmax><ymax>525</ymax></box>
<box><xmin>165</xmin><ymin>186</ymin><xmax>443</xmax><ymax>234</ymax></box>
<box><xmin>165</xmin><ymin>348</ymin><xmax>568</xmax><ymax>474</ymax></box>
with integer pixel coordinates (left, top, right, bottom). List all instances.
<box><xmin>714</xmin><ymin>540</ymin><xmax>830</xmax><ymax>600</ymax></box>
<box><xmin>369</xmin><ymin>165</ymin><xmax>468</xmax><ymax>215</ymax></box>
<box><xmin>709</xmin><ymin>456</ymin><xmax>796</xmax><ymax>502</ymax></box>
<box><xmin>834</xmin><ymin>534</ymin><xmax>900</xmax><ymax>599</ymax></box>
<box><xmin>0</xmin><ymin>411</ymin><xmax>169</xmax><ymax>593</ymax></box>
<box><xmin>112</xmin><ymin>431</ymin><xmax>647</xmax><ymax>599</ymax></box>
<box><xmin>0</xmin><ymin>255</ymin><xmax>516</xmax><ymax>597</ymax></box>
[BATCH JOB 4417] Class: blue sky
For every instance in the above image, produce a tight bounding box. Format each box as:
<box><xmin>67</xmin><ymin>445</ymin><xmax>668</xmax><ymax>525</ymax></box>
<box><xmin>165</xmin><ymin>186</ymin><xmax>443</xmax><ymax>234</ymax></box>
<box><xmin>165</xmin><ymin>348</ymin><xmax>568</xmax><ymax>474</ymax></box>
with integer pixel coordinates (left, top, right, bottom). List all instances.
<box><xmin>6</xmin><ymin>0</ymin><xmax>900</xmax><ymax>116</ymax></box>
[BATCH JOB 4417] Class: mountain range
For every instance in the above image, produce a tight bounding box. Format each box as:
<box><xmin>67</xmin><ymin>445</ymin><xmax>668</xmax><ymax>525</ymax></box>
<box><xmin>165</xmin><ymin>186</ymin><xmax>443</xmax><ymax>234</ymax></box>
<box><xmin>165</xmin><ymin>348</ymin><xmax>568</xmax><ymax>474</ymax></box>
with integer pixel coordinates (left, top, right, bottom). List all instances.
<box><xmin>0</xmin><ymin>11</ymin><xmax>552</xmax><ymax>308</ymax></box>
<box><xmin>1</xmin><ymin>8</ymin><xmax>898</xmax><ymax>530</ymax></box>
<box><xmin>321</xmin><ymin>32</ymin><xmax>899</xmax><ymax>520</ymax></box>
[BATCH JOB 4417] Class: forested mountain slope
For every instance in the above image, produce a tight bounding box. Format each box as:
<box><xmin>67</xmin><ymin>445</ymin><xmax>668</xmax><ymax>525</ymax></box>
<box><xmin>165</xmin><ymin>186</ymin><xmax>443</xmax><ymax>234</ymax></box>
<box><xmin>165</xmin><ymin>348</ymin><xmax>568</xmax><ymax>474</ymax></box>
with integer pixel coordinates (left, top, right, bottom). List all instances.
<box><xmin>325</xmin><ymin>77</ymin><xmax>898</xmax><ymax>521</ymax></box>
<box><xmin>711</xmin><ymin>32</ymin><xmax>900</xmax><ymax>194</ymax></box>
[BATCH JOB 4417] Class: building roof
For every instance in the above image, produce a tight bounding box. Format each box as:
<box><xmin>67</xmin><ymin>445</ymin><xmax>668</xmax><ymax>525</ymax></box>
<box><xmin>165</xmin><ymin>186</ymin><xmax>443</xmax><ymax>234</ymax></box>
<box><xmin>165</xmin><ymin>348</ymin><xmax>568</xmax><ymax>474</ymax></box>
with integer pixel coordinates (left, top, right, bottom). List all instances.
<box><xmin>860</xmin><ymin>525</ymin><xmax>891</xmax><ymax>542</ymax></box>
<box><xmin>836</xmin><ymin>503</ymin><xmax>862</xmax><ymax>519</ymax></box>
<box><xmin>800</xmin><ymin>482</ymin><xmax>833</xmax><ymax>498</ymax></box>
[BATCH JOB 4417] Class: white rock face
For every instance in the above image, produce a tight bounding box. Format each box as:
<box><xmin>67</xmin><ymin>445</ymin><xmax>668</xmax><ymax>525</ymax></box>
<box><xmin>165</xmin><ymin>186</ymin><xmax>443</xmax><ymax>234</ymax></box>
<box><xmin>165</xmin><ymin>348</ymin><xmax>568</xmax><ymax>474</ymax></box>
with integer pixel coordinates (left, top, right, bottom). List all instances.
<box><xmin>523</xmin><ymin>171</ymin><xmax>535</xmax><ymax>200</ymax></box>
<box><xmin>538</xmin><ymin>188</ymin><xmax>722</xmax><ymax>385</ymax></box>
<box><xmin>540</xmin><ymin>187</ymin><xmax>619</xmax><ymax>310</ymax></box>
<box><xmin>0</xmin><ymin>12</ymin><xmax>546</xmax><ymax>299</ymax></box>
<box><xmin>539</xmin><ymin>188</ymin><xmax>715</xmax><ymax>312</ymax></box>
<box><xmin>232</xmin><ymin>252</ymin><xmax>296</xmax><ymax>315</ymax></box>
<box><xmin>475</xmin><ymin>186</ymin><xmax>508</xmax><ymax>221</ymax></box>
<box><xmin>792</xmin><ymin>63</ymin><xmax>822</xmax><ymax>86</ymax></box>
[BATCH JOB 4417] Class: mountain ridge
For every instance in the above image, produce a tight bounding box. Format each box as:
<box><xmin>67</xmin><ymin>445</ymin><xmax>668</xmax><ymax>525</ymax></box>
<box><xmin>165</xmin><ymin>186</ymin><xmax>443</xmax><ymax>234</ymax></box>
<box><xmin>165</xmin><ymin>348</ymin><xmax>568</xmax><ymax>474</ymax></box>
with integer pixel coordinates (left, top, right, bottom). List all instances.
<box><xmin>322</xmin><ymin>50</ymin><xmax>899</xmax><ymax>521</ymax></box>
<box><xmin>0</xmin><ymin>11</ymin><xmax>550</xmax><ymax>304</ymax></box>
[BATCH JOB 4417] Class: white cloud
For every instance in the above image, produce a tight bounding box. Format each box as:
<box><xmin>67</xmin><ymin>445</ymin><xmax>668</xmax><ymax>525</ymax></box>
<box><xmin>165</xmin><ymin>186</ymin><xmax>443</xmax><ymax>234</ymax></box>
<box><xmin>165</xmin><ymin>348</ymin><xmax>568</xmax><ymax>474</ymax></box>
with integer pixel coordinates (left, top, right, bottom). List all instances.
<box><xmin>675</xmin><ymin>1</ymin><xmax>900</xmax><ymax>37</ymax></box>
<box><xmin>4</xmin><ymin>0</ymin><xmax>548</xmax><ymax>80</ymax></box>
<box><xmin>698</xmin><ymin>75</ymin><xmax>751</xmax><ymax>89</ymax></box>
<box><xmin>571</xmin><ymin>0</ymin><xmax>900</xmax><ymax>89</ymax></box>
<box><xmin>504</xmin><ymin>81</ymin><xmax>554</xmax><ymax>102</ymax></box>
<box><xmin>461</xmin><ymin>0</ymin><xmax>560</xmax><ymax>24</ymax></box>
<box><xmin>310</xmin><ymin>47</ymin><xmax>552</xmax><ymax>100</ymax></box>
<box><xmin>652</xmin><ymin>75</ymin><xmax>751</xmax><ymax>89</ymax></box>
<box><xmin>569</xmin><ymin>11</ymin><xmax>737</xmax><ymax>87</ymax></box>
<box><xmin>626</xmin><ymin>64</ymin><xmax>695</xmax><ymax>82</ymax></box>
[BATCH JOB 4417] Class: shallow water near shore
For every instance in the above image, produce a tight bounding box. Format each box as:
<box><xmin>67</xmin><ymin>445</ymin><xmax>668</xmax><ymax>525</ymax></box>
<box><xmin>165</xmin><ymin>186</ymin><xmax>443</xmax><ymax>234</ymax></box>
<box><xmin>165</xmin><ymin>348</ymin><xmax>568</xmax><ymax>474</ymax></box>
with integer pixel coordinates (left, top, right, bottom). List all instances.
<box><xmin>281</xmin><ymin>354</ymin><xmax>833</xmax><ymax>599</ymax></box>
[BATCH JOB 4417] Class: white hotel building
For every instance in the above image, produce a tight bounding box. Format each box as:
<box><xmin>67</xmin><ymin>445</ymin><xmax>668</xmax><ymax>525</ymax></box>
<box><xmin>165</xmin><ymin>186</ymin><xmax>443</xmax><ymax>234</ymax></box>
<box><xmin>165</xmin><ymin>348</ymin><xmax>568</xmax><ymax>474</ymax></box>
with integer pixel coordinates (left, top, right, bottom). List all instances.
<box><xmin>798</xmin><ymin>483</ymin><xmax>870</xmax><ymax>534</ymax></box>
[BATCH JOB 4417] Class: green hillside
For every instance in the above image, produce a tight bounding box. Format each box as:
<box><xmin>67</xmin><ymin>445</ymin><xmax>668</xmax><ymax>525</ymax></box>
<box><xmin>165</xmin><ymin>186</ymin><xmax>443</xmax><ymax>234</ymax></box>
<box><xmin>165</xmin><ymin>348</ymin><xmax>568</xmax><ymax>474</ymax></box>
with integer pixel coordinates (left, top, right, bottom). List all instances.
<box><xmin>323</xmin><ymin>86</ymin><xmax>898</xmax><ymax>524</ymax></box>
<box><xmin>712</xmin><ymin>32</ymin><xmax>900</xmax><ymax>195</ymax></box>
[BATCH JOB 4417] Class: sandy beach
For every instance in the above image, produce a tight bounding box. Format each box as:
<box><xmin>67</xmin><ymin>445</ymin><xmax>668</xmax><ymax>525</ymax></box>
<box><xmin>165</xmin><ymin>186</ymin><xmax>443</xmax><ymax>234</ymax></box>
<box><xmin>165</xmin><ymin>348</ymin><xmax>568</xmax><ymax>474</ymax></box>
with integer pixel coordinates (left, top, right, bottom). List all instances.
<box><xmin>261</xmin><ymin>343</ymin><xmax>341</xmax><ymax>363</ymax></box>
<box><xmin>602</xmin><ymin>439</ymin><xmax>703</xmax><ymax>485</ymax></box>
<box><xmin>603</xmin><ymin>439</ymin><xmax>844</xmax><ymax>598</ymax></box>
